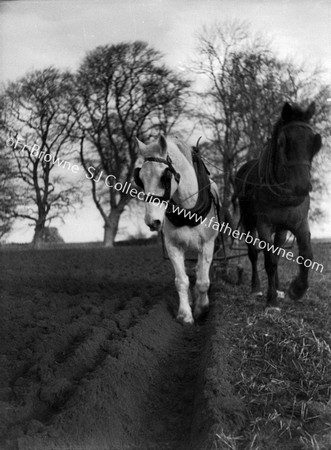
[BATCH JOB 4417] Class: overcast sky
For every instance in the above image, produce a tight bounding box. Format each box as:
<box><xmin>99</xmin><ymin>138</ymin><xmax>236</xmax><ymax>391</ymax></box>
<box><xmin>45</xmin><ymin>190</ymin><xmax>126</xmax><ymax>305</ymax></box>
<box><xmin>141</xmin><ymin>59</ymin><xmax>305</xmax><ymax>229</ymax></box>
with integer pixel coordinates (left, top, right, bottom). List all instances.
<box><xmin>1</xmin><ymin>0</ymin><xmax>330</xmax><ymax>241</ymax></box>
<box><xmin>1</xmin><ymin>0</ymin><xmax>331</xmax><ymax>82</ymax></box>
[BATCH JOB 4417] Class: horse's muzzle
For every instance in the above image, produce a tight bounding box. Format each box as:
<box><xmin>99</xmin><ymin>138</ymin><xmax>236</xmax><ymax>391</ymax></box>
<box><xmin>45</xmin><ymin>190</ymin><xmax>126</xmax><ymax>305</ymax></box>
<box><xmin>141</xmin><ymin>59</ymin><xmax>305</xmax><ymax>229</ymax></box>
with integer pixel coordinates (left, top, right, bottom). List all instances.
<box><xmin>148</xmin><ymin>219</ymin><xmax>162</xmax><ymax>232</ymax></box>
<box><xmin>294</xmin><ymin>183</ymin><xmax>312</xmax><ymax>196</ymax></box>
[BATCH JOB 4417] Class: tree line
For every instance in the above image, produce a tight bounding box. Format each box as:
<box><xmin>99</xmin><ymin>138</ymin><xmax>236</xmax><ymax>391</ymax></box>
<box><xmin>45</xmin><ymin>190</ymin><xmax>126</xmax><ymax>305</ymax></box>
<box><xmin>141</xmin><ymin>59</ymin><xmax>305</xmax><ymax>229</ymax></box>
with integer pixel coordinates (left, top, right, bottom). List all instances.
<box><xmin>1</xmin><ymin>22</ymin><xmax>330</xmax><ymax>247</ymax></box>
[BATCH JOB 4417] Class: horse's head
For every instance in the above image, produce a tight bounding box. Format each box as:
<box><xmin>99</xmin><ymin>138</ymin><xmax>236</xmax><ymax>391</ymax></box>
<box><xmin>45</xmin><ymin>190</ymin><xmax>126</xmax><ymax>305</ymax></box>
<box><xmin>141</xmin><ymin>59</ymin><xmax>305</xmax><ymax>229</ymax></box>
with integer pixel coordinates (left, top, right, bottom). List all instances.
<box><xmin>134</xmin><ymin>135</ymin><xmax>181</xmax><ymax>232</ymax></box>
<box><xmin>276</xmin><ymin>102</ymin><xmax>322</xmax><ymax>197</ymax></box>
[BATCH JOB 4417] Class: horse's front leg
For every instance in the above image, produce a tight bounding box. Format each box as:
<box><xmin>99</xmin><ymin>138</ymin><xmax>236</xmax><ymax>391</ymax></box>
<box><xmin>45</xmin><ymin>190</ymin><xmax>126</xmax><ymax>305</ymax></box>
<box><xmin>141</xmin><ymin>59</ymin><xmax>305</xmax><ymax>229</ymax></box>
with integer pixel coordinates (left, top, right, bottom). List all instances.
<box><xmin>274</xmin><ymin>229</ymin><xmax>287</xmax><ymax>299</ymax></box>
<box><xmin>288</xmin><ymin>221</ymin><xmax>312</xmax><ymax>300</ymax></box>
<box><xmin>258</xmin><ymin>223</ymin><xmax>279</xmax><ymax>310</ymax></box>
<box><xmin>166</xmin><ymin>243</ymin><xmax>194</xmax><ymax>325</ymax></box>
<box><xmin>194</xmin><ymin>239</ymin><xmax>214</xmax><ymax>320</ymax></box>
<box><xmin>247</xmin><ymin>228</ymin><xmax>262</xmax><ymax>296</ymax></box>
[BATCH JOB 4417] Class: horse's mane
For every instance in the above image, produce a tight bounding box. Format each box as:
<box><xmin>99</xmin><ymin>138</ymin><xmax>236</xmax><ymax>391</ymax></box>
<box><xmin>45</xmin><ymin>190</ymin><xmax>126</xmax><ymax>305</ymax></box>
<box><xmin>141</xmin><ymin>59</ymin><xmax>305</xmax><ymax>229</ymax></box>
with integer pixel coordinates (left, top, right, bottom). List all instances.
<box><xmin>172</xmin><ymin>137</ymin><xmax>193</xmax><ymax>164</ymax></box>
<box><xmin>269</xmin><ymin>119</ymin><xmax>282</xmax><ymax>156</ymax></box>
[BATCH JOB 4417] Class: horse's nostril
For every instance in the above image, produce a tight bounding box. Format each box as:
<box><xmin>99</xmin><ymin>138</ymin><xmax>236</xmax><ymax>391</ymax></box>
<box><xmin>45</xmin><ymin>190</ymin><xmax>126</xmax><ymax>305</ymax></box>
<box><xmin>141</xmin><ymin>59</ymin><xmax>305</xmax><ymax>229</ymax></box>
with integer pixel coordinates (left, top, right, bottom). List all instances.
<box><xmin>148</xmin><ymin>219</ymin><xmax>162</xmax><ymax>231</ymax></box>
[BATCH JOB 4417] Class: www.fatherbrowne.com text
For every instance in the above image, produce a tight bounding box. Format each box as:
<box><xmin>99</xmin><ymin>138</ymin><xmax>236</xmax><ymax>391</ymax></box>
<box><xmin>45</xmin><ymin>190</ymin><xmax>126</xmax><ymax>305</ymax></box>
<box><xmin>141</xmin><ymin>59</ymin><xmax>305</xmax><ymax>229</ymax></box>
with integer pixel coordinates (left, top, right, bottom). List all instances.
<box><xmin>7</xmin><ymin>136</ymin><xmax>323</xmax><ymax>273</ymax></box>
<box><xmin>86</xmin><ymin>168</ymin><xmax>324</xmax><ymax>274</ymax></box>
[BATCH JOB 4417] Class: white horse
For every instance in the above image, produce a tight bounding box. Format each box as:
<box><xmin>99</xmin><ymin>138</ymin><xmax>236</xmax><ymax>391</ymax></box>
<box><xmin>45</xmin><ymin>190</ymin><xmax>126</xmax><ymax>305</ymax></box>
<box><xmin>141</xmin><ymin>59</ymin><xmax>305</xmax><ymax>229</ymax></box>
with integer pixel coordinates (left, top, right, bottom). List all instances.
<box><xmin>135</xmin><ymin>135</ymin><xmax>221</xmax><ymax>325</ymax></box>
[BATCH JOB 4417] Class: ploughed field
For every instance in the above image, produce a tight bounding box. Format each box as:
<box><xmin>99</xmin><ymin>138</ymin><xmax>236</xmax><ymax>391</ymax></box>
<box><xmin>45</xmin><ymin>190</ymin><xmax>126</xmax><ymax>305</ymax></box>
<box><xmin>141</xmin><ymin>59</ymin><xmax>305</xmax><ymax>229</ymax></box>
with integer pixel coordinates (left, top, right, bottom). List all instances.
<box><xmin>0</xmin><ymin>240</ymin><xmax>330</xmax><ymax>450</ymax></box>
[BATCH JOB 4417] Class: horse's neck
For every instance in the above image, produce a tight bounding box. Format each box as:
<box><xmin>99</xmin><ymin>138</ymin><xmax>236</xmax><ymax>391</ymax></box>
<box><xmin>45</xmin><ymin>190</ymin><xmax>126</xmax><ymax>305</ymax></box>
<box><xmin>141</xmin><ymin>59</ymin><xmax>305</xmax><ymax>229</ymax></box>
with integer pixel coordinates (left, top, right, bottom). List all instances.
<box><xmin>260</xmin><ymin>137</ymin><xmax>282</xmax><ymax>184</ymax></box>
<box><xmin>269</xmin><ymin>136</ymin><xmax>286</xmax><ymax>184</ymax></box>
<box><xmin>168</xmin><ymin>146</ymin><xmax>199</xmax><ymax>209</ymax></box>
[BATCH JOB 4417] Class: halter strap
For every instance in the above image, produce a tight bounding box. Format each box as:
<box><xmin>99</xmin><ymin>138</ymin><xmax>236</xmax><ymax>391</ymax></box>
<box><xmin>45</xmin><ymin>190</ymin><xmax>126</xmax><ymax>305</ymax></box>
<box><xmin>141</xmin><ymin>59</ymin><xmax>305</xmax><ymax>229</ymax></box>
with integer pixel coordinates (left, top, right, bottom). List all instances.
<box><xmin>285</xmin><ymin>160</ymin><xmax>311</xmax><ymax>167</ymax></box>
<box><xmin>143</xmin><ymin>155</ymin><xmax>181</xmax><ymax>183</ymax></box>
<box><xmin>257</xmin><ymin>119</ymin><xmax>314</xmax><ymax>203</ymax></box>
<box><xmin>281</xmin><ymin>122</ymin><xmax>313</xmax><ymax>169</ymax></box>
<box><xmin>282</xmin><ymin>121</ymin><xmax>314</xmax><ymax>132</ymax></box>
<box><xmin>141</xmin><ymin>155</ymin><xmax>181</xmax><ymax>202</ymax></box>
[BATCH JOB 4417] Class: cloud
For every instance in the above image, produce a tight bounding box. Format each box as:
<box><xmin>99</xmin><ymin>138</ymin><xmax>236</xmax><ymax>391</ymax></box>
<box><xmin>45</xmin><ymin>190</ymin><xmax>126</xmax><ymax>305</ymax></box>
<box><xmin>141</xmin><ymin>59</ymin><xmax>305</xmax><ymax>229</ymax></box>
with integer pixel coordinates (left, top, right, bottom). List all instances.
<box><xmin>1</xmin><ymin>0</ymin><xmax>330</xmax><ymax>82</ymax></box>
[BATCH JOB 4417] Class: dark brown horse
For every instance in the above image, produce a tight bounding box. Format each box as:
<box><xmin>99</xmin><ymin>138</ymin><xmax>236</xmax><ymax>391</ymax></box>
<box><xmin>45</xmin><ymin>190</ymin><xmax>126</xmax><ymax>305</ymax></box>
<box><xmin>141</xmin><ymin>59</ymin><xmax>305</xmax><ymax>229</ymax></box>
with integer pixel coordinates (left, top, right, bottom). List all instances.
<box><xmin>235</xmin><ymin>102</ymin><xmax>322</xmax><ymax>310</ymax></box>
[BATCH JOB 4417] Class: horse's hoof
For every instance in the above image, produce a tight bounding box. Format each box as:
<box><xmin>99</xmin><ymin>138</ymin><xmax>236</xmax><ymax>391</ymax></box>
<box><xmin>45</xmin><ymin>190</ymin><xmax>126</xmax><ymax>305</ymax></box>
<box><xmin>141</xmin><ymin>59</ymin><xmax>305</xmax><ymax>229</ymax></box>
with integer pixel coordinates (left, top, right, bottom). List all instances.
<box><xmin>277</xmin><ymin>290</ymin><xmax>285</xmax><ymax>299</ymax></box>
<box><xmin>176</xmin><ymin>313</ymin><xmax>194</xmax><ymax>325</ymax></box>
<box><xmin>265</xmin><ymin>306</ymin><xmax>281</xmax><ymax>315</ymax></box>
<box><xmin>236</xmin><ymin>265</ymin><xmax>244</xmax><ymax>285</ymax></box>
<box><xmin>193</xmin><ymin>304</ymin><xmax>209</xmax><ymax>321</ymax></box>
<box><xmin>288</xmin><ymin>279</ymin><xmax>307</xmax><ymax>301</ymax></box>
<box><xmin>252</xmin><ymin>291</ymin><xmax>263</xmax><ymax>297</ymax></box>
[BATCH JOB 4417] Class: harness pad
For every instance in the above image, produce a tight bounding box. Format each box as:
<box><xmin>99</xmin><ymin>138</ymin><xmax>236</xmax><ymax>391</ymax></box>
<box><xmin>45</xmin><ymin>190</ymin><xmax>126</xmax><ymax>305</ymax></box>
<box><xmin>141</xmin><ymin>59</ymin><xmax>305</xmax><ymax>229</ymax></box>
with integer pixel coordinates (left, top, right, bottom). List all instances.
<box><xmin>165</xmin><ymin>151</ymin><xmax>213</xmax><ymax>227</ymax></box>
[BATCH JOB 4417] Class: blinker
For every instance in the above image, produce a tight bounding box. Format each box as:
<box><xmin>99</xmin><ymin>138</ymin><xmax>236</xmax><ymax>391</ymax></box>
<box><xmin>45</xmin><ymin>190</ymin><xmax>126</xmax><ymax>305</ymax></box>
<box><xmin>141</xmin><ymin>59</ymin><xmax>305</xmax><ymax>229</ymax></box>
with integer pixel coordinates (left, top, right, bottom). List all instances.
<box><xmin>133</xmin><ymin>155</ymin><xmax>181</xmax><ymax>201</ymax></box>
<box><xmin>133</xmin><ymin>167</ymin><xmax>143</xmax><ymax>188</ymax></box>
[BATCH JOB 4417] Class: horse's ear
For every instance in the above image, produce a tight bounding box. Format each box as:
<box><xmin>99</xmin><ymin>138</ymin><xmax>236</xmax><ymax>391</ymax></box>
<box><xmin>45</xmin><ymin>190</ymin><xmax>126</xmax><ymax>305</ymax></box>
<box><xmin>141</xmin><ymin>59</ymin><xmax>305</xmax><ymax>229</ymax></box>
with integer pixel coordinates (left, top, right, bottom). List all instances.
<box><xmin>158</xmin><ymin>135</ymin><xmax>167</xmax><ymax>156</ymax></box>
<box><xmin>305</xmin><ymin>102</ymin><xmax>316</xmax><ymax>121</ymax></box>
<box><xmin>135</xmin><ymin>138</ymin><xmax>147</xmax><ymax>154</ymax></box>
<box><xmin>281</xmin><ymin>102</ymin><xmax>292</xmax><ymax>121</ymax></box>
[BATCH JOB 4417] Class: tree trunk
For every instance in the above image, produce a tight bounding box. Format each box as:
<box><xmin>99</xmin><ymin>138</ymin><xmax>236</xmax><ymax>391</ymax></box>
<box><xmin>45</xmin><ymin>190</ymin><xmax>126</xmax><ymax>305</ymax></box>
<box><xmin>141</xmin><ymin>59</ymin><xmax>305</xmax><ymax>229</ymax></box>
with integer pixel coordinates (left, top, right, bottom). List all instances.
<box><xmin>103</xmin><ymin>209</ymin><xmax>122</xmax><ymax>248</ymax></box>
<box><xmin>32</xmin><ymin>221</ymin><xmax>46</xmax><ymax>249</ymax></box>
<box><xmin>222</xmin><ymin>156</ymin><xmax>232</xmax><ymax>210</ymax></box>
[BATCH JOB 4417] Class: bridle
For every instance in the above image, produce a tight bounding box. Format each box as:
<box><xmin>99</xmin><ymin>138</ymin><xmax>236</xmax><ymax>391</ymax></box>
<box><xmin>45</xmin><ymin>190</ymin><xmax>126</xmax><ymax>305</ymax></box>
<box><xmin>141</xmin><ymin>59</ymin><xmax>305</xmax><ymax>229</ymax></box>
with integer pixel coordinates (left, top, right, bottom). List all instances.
<box><xmin>133</xmin><ymin>155</ymin><xmax>181</xmax><ymax>202</ymax></box>
<box><xmin>280</xmin><ymin>121</ymin><xmax>314</xmax><ymax>169</ymax></box>
<box><xmin>257</xmin><ymin>120</ymin><xmax>315</xmax><ymax>201</ymax></box>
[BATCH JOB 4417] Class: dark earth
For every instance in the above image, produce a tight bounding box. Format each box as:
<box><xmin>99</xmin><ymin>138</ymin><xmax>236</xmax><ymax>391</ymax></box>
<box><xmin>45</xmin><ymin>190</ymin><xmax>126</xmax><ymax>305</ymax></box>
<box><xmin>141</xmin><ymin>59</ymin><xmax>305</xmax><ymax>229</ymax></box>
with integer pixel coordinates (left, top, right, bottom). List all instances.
<box><xmin>0</xmin><ymin>240</ymin><xmax>330</xmax><ymax>450</ymax></box>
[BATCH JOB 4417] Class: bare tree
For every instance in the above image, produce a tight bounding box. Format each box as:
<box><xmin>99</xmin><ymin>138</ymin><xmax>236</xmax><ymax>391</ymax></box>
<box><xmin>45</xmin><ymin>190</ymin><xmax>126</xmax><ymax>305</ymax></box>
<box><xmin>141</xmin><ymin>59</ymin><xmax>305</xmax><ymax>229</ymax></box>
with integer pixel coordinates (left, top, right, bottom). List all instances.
<box><xmin>2</xmin><ymin>67</ymin><xmax>81</xmax><ymax>247</ymax></box>
<box><xmin>0</xmin><ymin>151</ymin><xmax>17</xmax><ymax>240</ymax></box>
<box><xmin>73</xmin><ymin>41</ymin><xmax>190</xmax><ymax>247</ymax></box>
<box><xmin>192</xmin><ymin>22</ymin><xmax>272</xmax><ymax>209</ymax></box>
<box><xmin>193</xmin><ymin>21</ymin><xmax>331</xmax><ymax>220</ymax></box>
<box><xmin>308</xmin><ymin>84</ymin><xmax>331</xmax><ymax>222</ymax></box>
<box><xmin>0</xmin><ymin>98</ymin><xmax>18</xmax><ymax>240</ymax></box>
